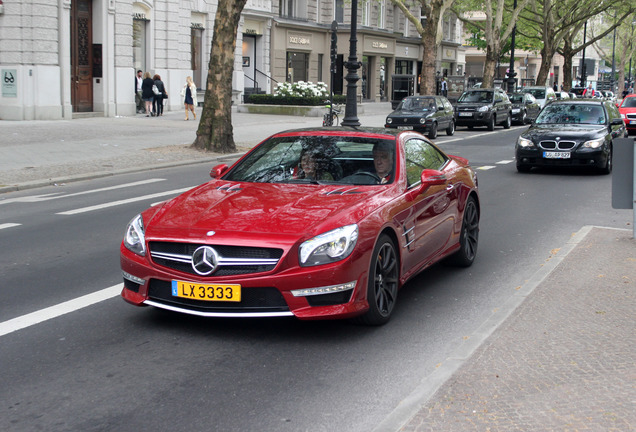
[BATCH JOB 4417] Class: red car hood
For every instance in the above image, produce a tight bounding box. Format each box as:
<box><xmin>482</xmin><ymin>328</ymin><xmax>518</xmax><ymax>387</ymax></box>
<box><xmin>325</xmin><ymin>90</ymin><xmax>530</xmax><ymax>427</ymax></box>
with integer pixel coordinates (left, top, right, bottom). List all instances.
<box><xmin>145</xmin><ymin>180</ymin><xmax>389</xmax><ymax>241</ymax></box>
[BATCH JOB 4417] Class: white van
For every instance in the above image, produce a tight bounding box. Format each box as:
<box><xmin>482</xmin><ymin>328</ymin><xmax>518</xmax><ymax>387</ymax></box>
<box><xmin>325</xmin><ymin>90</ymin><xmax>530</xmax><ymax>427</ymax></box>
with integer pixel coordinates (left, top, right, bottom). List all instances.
<box><xmin>521</xmin><ymin>86</ymin><xmax>557</xmax><ymax>108</ymax></box>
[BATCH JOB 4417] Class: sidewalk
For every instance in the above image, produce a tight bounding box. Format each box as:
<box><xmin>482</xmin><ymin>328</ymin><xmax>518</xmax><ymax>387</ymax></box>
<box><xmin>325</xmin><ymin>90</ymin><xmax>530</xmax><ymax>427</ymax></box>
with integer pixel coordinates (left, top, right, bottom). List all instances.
<box><xmin>378</xmin><ymin>225</ymin><xmax>635</xmax><ymax>432</ymax></box>
<box><xmin>0</xmin><ymin>102</ymin><xmax>391</xmax><ymax>193</ymax></box>
<box><xmin>1</xmin><ymin>104</ymin><xmax>635</xmax><ymax>431</ymax></box>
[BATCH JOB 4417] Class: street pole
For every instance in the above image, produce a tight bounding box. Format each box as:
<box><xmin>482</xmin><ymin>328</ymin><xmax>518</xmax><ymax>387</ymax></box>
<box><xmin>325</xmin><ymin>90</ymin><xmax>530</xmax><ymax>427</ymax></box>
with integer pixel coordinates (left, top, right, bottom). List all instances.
<box><xmin>329</xmin><ymin>20</ymin><xmax>338</xmax><ymax>124</ymax></box>
<box><xmin>611</xmin><ymin>13</ymin><xmax>616</xmax><ymax>92</ymax></box>
<box><xmin>341</xmin><ymin>0</ymin><xmax>361</xmax><ymax>127</ymax></box>
<box><xmin>580</xmin><ymin>21</ymin><xmax>587</xmax><ymax>88</ymax></box>
<box><xmin>507</xmin><ymin>0</ymin><xmax>517</xmax><ymax>93</ymax></box>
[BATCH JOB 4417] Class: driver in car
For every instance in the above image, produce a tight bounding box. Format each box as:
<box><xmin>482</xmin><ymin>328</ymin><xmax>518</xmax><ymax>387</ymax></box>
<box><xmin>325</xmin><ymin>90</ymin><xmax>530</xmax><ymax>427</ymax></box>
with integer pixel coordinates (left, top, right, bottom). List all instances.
<box><xmin>372</xmin><ymin>141</ymin><xmax>394</xmax><ymax>184</ymax></box>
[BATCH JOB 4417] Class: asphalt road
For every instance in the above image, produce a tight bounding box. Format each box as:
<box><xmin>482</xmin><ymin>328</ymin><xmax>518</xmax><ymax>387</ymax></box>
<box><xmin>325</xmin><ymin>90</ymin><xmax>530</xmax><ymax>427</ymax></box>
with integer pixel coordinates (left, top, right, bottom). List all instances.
<box><xmin>0</xmin><ymin>126</ymin><xmax>631</xmax><ymax>432</ymax></box>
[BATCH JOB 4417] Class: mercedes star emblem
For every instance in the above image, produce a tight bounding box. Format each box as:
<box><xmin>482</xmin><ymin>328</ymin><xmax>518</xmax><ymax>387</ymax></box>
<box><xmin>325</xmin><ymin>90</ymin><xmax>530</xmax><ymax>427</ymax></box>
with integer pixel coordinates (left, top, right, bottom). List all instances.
<box><xmin>191</xmin><ymin>246</ymin><xmax>219</xmax><ymax>275</ymax></box>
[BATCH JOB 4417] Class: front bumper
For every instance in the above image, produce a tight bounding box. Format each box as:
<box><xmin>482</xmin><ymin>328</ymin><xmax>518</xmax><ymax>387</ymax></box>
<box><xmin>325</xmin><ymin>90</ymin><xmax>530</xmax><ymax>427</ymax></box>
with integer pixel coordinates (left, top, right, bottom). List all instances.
<box><xmin>120</xmin><ymin>243</ymin><xmax>371</xmax><ymax>320</ymax></box>
<box><xmin>455</xmin><ymin>111</ymin><xmax>493</xmax><ymax>126</ymax></box>
<box><xmin>515</xmin><ymin>146</ymin><xmax>610</xmax><ymax>169</ymax></box>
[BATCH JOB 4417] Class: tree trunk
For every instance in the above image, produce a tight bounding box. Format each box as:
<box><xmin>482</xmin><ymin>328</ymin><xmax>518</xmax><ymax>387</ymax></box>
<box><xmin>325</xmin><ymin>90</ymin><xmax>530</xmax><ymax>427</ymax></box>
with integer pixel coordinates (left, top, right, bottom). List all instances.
<box><xmin>482</xmin><ymin>44</ymin><xmax>500</xmax><ymax>88</ymax></box>
<box><xmin>192</xmin><ymin>0</ymin><xmax>247</xmax><ymax>153</ymax></box>
<box><xmin>560</xmin><ymin>40</ymin><xmax>576</xmax><ymax>92</ymax></box>
<box><xmin>419</xmin><ymin>6</ymin><xmax>441</xmax><ymax>95</ymax></box>
<box><xmin>536</xmin><ymin>41</ymin><xmax>558</xmax><ymax>86</ymax></box>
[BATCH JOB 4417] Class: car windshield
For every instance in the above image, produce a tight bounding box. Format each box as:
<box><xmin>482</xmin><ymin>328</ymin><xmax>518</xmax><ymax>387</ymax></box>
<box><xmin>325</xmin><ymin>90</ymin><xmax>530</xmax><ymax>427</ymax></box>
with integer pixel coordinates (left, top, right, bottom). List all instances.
<box><xmin>525</xmin><ymin>89</ymin><xmax>546</xmax><ymax>99</ymax></box>
<box><xmin>535</xmin><ymin>104</ymin><xmax>606</xmax><ymax>125</ymax></box>
<box><xmin>224</xmin><ymin>135</ymin><xmax>396</xmax><ymax>185</ymax></box>
<box><xmin>509</xmin><ymin>94</ymin><xmax>524</xmax><ymax>103</ymax></box>
<box><xmin>458</xmin><ymin>91</ymin><xmax>493</xmax><ymax>103</ymax></box>
<box><xmin>621</xmin><ymin>98</ymin><xmax>636</xmax><ymax>108</ymax></box>
<box><xmin>397</xmin><ymin>97</ymin><xmax>435</xmax><ymax>111</ymax></box>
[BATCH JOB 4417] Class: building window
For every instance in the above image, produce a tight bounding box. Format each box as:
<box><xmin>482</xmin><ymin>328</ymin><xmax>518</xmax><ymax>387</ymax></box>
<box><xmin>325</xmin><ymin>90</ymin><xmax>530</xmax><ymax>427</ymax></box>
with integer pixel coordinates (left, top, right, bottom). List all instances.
<box><xmin>191</xmin><ymin>27</ymin><xmax>204</xmax><ymax>89</ymax></box>
<box><xmin>280</xmin><ymin>0</ymin><xmax>307</xmax><ymax>19</ymax></box>
<box><xmin>286</xmin><ymin>51</ymin><xmax>309</xmax><ymax>82</ymax></box>
<box><xmin>361</xmin><ymin>1</ymin><xmax>370</xmax><ymax>26</ymax></box>
<box><xmin>132</xmin><ymin>17</ymin><xmax>147</xmax><ymax>73</ymax></box>
<box><xmin>377</xmin><ymin>0</ymin><xmax>385</xmax><ymax>29</ymax></box>
<box><xmin>395</xmin><ymin>60</ymin><xmax>413</xmax><ymax>75</ymax></box>
<box><xmin>335</xmin><ymin>0</ymin><xmax>344</xmax><ymax>23</ymax></box>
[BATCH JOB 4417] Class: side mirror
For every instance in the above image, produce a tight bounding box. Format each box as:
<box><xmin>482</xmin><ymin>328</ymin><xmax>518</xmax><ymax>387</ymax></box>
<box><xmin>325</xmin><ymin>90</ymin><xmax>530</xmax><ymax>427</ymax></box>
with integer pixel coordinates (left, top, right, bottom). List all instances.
<box><xmin>610</xmin><ymin>118</ymin><xmax>623</xmax><ymax>125</ymax></box>
<box><xmin>438</xmin><ymin>105</ymin><xmax>444</xmax><ymax>111</ymax></box>
<box><xmin>420</xmin><ymin>169</ymin><xmax>447</xmax><ymax>189</ymax></box>
<box><xmin>210</xmin><ymin>164</ymin><xmax>229</xmax><ymax>178</ymax></box>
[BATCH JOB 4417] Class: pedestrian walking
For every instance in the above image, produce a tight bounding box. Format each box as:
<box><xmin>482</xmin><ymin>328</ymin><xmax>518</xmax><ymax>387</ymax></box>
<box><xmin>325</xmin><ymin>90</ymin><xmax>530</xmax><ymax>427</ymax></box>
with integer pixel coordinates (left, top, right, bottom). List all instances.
<box><xmin>180</xmin><ymin>76</ymin><xmax>198</xmax><ymax>121</ymax></box>
<box><xmin>441</xmin><ymin>77</ymin><xmax>448</xmax><ymax>97</ymax></box>
<box><xmin>141</xmin><ymin>72</ymin><xmax>155</xmax><ymax>116</ymax></box>
<box><xmin>134</xmin><ymin>70</ymin><xmax>144</xmax><ymax>114</ymax></box>
<box><xmin>582</xmin><ymin>83</ymin><xmax>595</xmax><ymax>98</ymax></box>
<box><xmin>553</xmin><ymin>83</ymin><xmax>558</xmax><ymax>92</ymax></box>
<box><xmin>152</xmin><ymin>74</ymin><xmax>166</xmax><ymax>116</ymax></box>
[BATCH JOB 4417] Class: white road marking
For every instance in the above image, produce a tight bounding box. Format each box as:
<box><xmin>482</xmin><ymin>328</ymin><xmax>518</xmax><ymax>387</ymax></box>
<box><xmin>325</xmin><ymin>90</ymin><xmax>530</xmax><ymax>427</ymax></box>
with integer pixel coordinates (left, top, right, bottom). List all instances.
<box><xmin>0</xmin><ymin>223</ymin><xmax>21</xmax><ymax>230</ymax></box>
<box><xmin>0</xmin><ymin>179</ymin><xmax>166</xmax><ymax>206</ymax></box>
<box><xmin>56</xmin><ymin>187</ymin><xmax>193</xmax><ymax>215</ymax></box>
<box><xmin>496</xmin><ymin>160</ymin><xmax>514</xmax><ymax>164</ymax></box>
<box><xmin>477</xmin><ymin>166</ymin><xmax>496</xmax><ymax>170</ymax></box>
<box><xmin>0</xmin><ymin>284</ymin><xmax>122</xmax><ymax>338</ymax></box>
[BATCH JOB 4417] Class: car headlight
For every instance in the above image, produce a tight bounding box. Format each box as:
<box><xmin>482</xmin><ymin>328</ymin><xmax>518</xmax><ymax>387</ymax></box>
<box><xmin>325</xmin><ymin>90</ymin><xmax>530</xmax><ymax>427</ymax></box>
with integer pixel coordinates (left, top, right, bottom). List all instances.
<box><xmin>386</xmin><ymin>117</ymin><xmax>393</xmax><ymax>124</ymax></box>
<box><xmin>124</xmin><ymin>214</ymin><xmax>146</xmax><ymax>256</ymax></box>
<box><xmin>582</xmin><ymin>139</ymin><xmax>604</xmax><ymax>149</ymax></box>
<box><xmin>299</xmin><ymin>224</ymin><xmax>358</xmax><ymax>267</ymax></box>
<box><xmin>477</xmin><ymin>105</ymin><xmax>490</xmax><ymax>112</ymax></box>
<box><xmin>620</xmin><ymin>113</ymin><xmax>625</xmax><ymax>119</ymax></box>
<box><xmin>419</xmin><ymin>117</ymin><xmax>427</xmax><ymax>124</ymax></box>
<box><xmin>511</xmin><ymin>108</ymin><xmax>520</xmax><ymax>113</ymax></box>
<box><xmin>517</xmin><ymin>137</ymin><xmax>535</xmax><ymax>148</ymax></box>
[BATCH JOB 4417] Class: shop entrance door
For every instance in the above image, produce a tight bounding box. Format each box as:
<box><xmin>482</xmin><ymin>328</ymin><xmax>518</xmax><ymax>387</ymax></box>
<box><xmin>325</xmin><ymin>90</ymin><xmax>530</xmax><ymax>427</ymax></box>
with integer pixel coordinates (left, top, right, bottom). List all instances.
<box><xmin>71</xmin><ymin>0</ymin><xmax>93</xmax><ymax>112</ymax></box>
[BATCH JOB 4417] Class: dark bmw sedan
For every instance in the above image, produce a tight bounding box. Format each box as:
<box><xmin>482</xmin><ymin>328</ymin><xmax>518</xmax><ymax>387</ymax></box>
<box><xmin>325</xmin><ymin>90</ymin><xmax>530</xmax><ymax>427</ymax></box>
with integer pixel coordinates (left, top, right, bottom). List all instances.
<box><xmin>515</xmin><ymin>100</ymin><xmax>626</xmax><ymax>174</ymax></box>
<box><xmin>385</xmin><ymin>95</ymin><xmax>455</xmax><ymax>139</ymax></box>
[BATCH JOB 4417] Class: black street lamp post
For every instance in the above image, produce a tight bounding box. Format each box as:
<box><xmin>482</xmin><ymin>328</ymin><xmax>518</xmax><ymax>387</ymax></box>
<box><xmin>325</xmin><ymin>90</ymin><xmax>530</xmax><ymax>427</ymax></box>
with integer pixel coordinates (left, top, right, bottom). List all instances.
<box><xmin>611</xmin><ymin>13</ymin><xmax>617</xmax><ymax>92</ymax></box>
<box><xmin>580</xmin><ymin>21</ymin><xmax>587</xmax><ymax>88</ymax></box>
<box><xmin>341</xmin><ymin>0</ymin><xmax>361</xmax><ymax>127</ymax></box>
<box><xmin>507</xmin><ymin>0</ymin><xmax>518</xmax><ymax>93</ymax></box>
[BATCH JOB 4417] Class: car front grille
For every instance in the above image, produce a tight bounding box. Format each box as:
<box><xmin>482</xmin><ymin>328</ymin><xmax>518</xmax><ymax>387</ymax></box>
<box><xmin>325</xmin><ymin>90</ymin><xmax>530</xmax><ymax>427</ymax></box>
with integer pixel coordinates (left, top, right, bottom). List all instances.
<box><xmin>539</xmin><ymin>140</ymin><xmax>576</xmax><ymax>150</ymax></box>
<box><xmin>147</xmin><ymin>279</ymin><xmax>290</xmax><ymax>312</ymax></box>
<box><xmin>627</xmin><ymin>113</ymin><xmax>636</xmax><ymax>120</ymax></box>
<box><xmin>149</xmin><ymin>241</ymin><xmax>283</xmax><ymax>277</ymax></box>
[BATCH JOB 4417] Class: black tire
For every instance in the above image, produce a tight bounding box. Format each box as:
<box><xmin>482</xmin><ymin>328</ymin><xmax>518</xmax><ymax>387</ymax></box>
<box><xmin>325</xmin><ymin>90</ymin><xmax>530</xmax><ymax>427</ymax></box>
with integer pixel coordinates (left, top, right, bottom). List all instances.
<box><xmin>599</xmin><ymin>145</ymin><xmax>612</xmax><ymax>175</ymax></box>
<box><xmin>516</xmin><ymin>164</ymin><xmax>531</xmax><ymax>173</ymax></box>
<box><xmin>445</xmin><ymin>196</ymin><xmax>479</xmax><ymax>267</ymax></box>
<box><xmin>428</xmin><ymin>122</ymin><xmax>438</xmax><ymax>139</ymax></box>
<box><xmin>356</xmin><ymin>234</ymin><xmax>399</xmax><ymax>326</ymax></box>
<box><xmin>446</xmin><ymin>119</ymin><xmax>455</xmax><ymax>136</ymax></box>
<box><xmin>487</xmin><ymin>116</ymin><xmax>495</xmax><ymax>131</ymax></box>
<box><xmin>503</xmin><ymin>114</ymin><xmax>511</xmax><ymax>129</ymax></box>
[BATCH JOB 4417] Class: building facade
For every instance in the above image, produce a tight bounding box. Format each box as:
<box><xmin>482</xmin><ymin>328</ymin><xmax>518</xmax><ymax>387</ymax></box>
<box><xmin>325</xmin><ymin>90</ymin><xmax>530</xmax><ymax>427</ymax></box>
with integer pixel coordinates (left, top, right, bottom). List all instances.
<box><xmin>0</xmin><ymin>0</ymin><xmax>465</xmax><ymax>121</ymax></box>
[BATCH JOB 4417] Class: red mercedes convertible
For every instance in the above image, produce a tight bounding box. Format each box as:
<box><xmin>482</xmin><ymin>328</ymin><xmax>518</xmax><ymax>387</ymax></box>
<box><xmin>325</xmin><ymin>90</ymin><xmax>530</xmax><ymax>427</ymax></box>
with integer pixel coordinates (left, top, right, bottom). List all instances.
<box><xmin>120</xmin><ymin>127</ymin><xmax>479</xmax><ymax>325</ymax></box>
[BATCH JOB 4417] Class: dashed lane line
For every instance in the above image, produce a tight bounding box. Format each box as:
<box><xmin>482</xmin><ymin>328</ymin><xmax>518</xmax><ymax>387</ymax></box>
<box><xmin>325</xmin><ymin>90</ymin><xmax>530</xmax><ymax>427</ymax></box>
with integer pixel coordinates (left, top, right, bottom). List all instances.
<box><xmin>0</xmin><ymin>178</ymin><xmax>166</xmax><ymax>206</ymax></box>
<box><xmin>0</xmin><ymin>284</ymin><xmax>122</xmax><ymax>338</ymax></box>
<box><xmin>56</xmin><ymin>187</ymin><xmax>193</xmax><ymax>215</ymax></box>
<box><xmin>0</xmin><ymin>223</ymin><xmax>21</xmax><ymax>230</ymax></box>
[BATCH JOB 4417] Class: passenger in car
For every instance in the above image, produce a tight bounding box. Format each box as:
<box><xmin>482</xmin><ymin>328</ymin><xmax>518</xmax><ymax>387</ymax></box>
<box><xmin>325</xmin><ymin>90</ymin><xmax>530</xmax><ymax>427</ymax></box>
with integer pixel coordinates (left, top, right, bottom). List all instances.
<box><xmin>295</xmin><ymin>149</ymin><xmax>335</xmax><ymax>181</ymax></box>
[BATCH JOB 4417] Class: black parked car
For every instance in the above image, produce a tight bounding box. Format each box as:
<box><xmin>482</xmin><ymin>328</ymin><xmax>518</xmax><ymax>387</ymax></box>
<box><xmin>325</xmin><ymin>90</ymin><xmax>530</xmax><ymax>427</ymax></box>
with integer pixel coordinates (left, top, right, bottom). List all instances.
<box><xmin>385</xmin><ymin>95</ymin><xmax>455</xmax><ymax>139</ymax></box>
<box><xmin>515</xmin><ymin>100</ymin><xmax>626</xmax><ymax>174</ymax></box>
<box><xmin>508</xmin><ymin>92</ymin><xmax>541</xmax><ymax>124</ymax></box>
<box><xmin>455</xmin><ymin>89</ymin><xmax>512</xmax><ymax>130</ymax></box>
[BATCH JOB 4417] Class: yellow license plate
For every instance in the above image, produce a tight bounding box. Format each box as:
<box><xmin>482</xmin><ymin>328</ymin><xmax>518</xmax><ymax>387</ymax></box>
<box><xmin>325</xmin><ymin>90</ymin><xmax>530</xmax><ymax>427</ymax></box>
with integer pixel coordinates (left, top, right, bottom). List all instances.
<box><xmin>171</xmin><ymin>280</ymin><xmax>241</xmax><ymax>302</ymax></box>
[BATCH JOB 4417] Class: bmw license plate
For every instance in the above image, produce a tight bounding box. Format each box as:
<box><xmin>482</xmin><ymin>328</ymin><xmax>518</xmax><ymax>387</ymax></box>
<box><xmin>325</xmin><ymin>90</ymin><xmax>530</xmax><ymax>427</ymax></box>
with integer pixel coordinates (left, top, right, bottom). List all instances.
<box><xmin>630</xmin><ymin>120</ymin><xmax>636</xmax><ymax>124</ymax></box>
<box><xmin>543</xmin><ymin>152</ymin><xmax>570</xmax><ymax>159</ymax></box>
<box><xmin>397</xmin><ymin>126</ymin><xmax>413</xmax><ymax>130</ymax></box>
<box><xmin>459</xmin><ymin>112</ymin><xmax>472</xmax><ymax>117</ymax></box>
<box><xmin>171</xmin><ymin>280</ymin><xmax>241</xmax><ymax>302</ymax></box>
